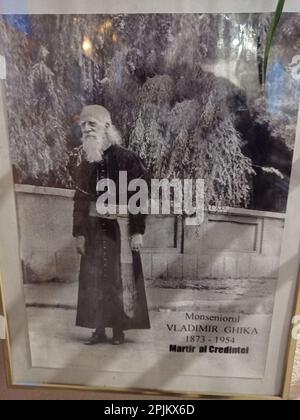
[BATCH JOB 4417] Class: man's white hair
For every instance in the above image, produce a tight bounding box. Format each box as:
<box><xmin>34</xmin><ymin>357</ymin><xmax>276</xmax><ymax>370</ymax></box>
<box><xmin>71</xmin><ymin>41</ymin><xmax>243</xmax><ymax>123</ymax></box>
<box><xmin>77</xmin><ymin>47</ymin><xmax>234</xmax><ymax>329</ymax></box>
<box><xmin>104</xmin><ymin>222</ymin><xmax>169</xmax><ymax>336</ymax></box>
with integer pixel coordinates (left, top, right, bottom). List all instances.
<box><xmin>80</xmin><ymin>105</ymin><xmax>112</xmax><ymax>125</ymax></box>
<box><xmin>106</xmin><ymin>125</ymin><xmax>122</xmax><ymax>146</ymax></box>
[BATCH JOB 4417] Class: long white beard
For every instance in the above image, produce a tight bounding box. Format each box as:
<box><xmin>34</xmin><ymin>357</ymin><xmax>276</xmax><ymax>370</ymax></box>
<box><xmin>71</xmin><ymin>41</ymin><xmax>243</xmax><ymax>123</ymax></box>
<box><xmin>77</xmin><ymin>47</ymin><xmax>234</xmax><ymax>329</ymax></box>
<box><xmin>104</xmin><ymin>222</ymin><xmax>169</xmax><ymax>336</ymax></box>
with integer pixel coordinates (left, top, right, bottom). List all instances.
<box><xmin>82</xmin><ymin>137</ymin><xmax>105</xmax><ymax>163</ymax></box>
<box><xmin>82</xmin><ymin>126</ymin><xmax>121</xmax><ymax>163</ymax></box>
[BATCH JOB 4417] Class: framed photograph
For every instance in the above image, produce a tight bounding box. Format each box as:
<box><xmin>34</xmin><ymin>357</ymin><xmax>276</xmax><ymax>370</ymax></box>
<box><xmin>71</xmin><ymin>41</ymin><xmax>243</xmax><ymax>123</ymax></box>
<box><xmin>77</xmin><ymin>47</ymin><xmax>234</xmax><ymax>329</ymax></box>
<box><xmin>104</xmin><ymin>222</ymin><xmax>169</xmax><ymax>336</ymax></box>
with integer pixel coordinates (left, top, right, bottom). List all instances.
<box><xmin>0</xmin><ymin>0</ymin><xmax>300</xmax><ymax>399</ymax></box>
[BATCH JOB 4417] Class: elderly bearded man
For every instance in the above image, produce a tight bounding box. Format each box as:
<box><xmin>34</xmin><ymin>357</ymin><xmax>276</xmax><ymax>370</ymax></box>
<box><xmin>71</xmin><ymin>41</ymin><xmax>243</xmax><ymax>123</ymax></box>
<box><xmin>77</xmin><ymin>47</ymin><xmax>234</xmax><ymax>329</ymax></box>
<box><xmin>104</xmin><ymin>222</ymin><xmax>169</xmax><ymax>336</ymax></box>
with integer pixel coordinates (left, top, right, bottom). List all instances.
<box><xmin>73</xmin><ymin>105</ymin><xmax>150</xmax><ymax>345</ymax></box>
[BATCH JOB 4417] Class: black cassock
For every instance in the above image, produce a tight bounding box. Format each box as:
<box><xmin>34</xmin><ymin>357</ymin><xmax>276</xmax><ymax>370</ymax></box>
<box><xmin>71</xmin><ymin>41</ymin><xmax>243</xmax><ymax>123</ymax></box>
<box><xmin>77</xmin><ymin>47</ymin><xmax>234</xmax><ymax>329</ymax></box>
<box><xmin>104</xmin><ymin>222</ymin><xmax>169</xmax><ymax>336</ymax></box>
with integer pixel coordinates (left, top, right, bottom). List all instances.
<box><xmin>73</xmin><ymin>145</ymin><xmax>150</xmax><ymax>331</ymax></box>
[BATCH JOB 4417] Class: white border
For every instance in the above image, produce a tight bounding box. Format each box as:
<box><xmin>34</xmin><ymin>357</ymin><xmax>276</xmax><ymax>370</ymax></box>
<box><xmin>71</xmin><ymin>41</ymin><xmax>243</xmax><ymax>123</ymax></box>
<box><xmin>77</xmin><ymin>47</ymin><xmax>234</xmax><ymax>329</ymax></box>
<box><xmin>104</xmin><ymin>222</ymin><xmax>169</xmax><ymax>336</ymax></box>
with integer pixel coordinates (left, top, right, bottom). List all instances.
<box><xmin>0</xmin><ymin>0</ymin><xmax>300</xmax><ymax>15</ymax></box>
<box><xmin>0</xmin><ymin>56</ymin><xmax>6</xmax><ymax>80</ymax></box>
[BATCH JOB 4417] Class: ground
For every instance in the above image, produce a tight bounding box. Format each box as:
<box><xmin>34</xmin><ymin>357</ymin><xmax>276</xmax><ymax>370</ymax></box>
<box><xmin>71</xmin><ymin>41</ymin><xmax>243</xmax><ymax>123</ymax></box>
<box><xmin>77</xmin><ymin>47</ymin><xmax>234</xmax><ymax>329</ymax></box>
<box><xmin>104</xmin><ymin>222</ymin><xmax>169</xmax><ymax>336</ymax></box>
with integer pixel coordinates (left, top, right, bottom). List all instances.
<box><xmin>23</xmin><ymin>281</ymin><xmax>274</xmax><ymax>382</ymax></box>
<box><xmin>24</xmin><ymin>279</ymin><xmax>275</xmax><ymax>314</ymax></box>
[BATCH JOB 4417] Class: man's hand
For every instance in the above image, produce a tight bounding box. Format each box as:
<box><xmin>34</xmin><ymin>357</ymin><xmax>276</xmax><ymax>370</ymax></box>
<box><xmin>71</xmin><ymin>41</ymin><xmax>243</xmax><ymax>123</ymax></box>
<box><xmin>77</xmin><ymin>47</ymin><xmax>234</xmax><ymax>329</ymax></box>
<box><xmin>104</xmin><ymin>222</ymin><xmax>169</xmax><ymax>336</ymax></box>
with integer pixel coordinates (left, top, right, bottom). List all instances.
<box><xmin>130</xmin><ymin>234</ymin><xmax>143</xmax><ymax>252</ymax></box>
<box><xmin>76</xmin><ymin>236</ymin><xmax>86</xmax><ymax>256</ymax></box>
<box><xmin>96</xmin><ymin>202</ymin><xmax>118</xmax><ymax>220</ymax></box>
<box><xmin>102</xmin><ymin>212</ymin><xmax>118</xmax><ymax>220</ymax></box>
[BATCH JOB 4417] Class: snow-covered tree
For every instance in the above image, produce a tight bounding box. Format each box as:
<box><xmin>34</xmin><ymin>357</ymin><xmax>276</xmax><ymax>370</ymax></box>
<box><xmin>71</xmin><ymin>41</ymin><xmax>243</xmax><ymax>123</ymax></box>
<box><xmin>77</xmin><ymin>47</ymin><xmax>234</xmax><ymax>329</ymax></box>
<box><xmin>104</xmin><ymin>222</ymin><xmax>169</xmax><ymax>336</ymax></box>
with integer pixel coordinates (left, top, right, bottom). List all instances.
<box><xmin>1</xmin><ymin>13</ymin><xmax>298</xmax><ymax>210</ymax></box>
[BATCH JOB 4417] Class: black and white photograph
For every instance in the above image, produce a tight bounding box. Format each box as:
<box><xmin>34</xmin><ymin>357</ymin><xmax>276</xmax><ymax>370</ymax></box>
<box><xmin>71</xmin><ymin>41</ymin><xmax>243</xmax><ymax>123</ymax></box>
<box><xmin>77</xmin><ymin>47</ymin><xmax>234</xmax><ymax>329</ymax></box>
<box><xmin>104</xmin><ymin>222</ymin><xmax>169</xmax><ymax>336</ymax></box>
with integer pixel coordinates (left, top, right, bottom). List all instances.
<box><xmin>0</xmin><ymin>1</ymin><xmax>300</xmax><ymax>398</ymax></box>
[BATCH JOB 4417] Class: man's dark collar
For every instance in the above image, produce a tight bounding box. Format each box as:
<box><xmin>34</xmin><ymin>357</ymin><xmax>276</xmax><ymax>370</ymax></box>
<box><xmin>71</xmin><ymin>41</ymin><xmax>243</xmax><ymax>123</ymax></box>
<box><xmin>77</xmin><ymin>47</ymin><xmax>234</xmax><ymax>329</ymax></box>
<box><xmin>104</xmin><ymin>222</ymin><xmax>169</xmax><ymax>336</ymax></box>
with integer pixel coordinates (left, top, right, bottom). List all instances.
<box><xmin>103</xmin><ymin>144</ymin><xmax>115</xmax><ymax>156</ymax></box>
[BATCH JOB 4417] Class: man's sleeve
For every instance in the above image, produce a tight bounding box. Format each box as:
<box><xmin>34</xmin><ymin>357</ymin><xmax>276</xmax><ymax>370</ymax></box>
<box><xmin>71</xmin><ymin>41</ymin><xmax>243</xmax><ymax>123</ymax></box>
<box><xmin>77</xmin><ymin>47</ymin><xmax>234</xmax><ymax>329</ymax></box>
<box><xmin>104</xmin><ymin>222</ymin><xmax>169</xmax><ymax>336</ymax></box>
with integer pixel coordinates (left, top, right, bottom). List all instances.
<box><xmin>73</xmin><ymin>188</ymin><xmax>90</xmax><ymax>238</ymax></box>
<box><xmin>72</xmin><ymin>163</ymin><xmax>91</xmax><ymax>238</ymax></box>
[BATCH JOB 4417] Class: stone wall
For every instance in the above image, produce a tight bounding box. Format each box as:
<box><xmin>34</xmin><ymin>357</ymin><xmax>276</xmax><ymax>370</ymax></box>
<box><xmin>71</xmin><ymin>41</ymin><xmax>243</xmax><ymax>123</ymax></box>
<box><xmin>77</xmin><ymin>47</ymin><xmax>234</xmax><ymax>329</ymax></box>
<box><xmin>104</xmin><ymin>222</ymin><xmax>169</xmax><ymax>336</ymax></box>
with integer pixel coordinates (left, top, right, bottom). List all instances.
<box><xmin>15</xmin><ymin>185</ymin><xmax>285</xmax><ymax>284</ymax></box>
